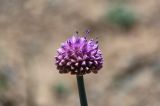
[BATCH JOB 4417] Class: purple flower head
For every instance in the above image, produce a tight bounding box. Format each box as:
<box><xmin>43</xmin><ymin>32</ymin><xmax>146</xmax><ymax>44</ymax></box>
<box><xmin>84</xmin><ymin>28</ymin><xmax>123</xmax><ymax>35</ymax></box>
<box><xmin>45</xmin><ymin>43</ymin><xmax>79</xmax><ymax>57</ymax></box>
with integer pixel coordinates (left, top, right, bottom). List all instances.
<box><xmin>55</xmin><ymin>30</ymin><xmax>103</xmax><ymax>75</ymax></box>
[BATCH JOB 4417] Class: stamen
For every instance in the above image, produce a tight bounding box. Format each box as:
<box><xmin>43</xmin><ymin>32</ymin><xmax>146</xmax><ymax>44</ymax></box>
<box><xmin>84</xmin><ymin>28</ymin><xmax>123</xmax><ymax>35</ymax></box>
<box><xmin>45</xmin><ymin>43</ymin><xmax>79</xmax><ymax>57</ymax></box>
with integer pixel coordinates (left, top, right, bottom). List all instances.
<box><xmin>84</xmin><ymin>29</ymin><xmax>90</xmax><ymax>38</ymax></box>
<box><xmin>76</xmin><ymin>31</ymin><xmax>79</xmax><ymax>35</ymax></box>
<box><xmin>95</xmin><ymin>37</ymin><xmax>98</xmax><ymax>44</ymax></box>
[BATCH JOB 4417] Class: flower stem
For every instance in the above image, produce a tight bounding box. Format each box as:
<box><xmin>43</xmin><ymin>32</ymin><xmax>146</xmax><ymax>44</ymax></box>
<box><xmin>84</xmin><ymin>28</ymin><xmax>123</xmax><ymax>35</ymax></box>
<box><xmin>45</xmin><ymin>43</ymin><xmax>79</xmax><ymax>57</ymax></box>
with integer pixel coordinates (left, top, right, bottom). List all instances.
<box><xmin>76</xmin><ymin>75</ymin><xmax>88</xmax><ymax>106</ymax></box>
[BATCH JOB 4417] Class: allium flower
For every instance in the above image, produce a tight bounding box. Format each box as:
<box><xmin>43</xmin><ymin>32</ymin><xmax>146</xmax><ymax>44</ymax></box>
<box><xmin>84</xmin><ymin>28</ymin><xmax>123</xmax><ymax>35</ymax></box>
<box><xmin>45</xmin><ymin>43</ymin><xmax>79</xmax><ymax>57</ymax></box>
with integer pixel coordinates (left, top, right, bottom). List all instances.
<box><xmin>55</xmin><ymin>31</ymin><xmax>103</xmax><ymax>75</ymax></box>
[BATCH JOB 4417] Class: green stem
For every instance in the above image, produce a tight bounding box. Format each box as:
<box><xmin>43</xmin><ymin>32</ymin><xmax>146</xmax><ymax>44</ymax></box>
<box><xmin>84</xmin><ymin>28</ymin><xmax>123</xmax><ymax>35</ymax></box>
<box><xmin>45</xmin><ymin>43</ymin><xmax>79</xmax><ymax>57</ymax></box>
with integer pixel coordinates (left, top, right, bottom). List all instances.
<box><xmin>76</xmin><ymin>75</ymin><xmax>88</xmax><ymax>106</ymax></box>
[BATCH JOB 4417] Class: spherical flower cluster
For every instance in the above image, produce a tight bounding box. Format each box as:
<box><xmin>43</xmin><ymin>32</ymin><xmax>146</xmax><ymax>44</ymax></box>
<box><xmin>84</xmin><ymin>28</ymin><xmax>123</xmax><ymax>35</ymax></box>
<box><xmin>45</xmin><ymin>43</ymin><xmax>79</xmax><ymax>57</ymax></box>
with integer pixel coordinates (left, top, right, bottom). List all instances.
<box><xmin>55</xmin><ymin>31</ymin><xmax>103</xmax><ymax>75</ymax></box>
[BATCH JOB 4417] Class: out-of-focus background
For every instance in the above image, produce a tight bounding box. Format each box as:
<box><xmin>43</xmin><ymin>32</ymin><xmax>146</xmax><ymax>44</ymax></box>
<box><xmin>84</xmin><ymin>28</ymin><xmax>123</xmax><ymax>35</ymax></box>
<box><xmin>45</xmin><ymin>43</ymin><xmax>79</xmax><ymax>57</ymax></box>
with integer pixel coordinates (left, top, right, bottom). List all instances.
<box><xmin>0</xmin><ymin>0</ymin><xmax>160</xmax><ymax>106</ymax></box>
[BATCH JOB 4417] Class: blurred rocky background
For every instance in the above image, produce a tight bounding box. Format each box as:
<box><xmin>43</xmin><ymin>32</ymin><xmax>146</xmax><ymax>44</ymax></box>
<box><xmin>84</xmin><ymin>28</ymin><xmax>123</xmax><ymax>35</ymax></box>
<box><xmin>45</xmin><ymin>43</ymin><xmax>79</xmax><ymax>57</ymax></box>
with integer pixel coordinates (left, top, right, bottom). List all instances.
<box><xmin>0</xmin><ymin>0</ymin><xmax>160</xmax><ymax>106</ymax></box>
